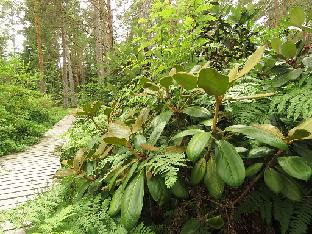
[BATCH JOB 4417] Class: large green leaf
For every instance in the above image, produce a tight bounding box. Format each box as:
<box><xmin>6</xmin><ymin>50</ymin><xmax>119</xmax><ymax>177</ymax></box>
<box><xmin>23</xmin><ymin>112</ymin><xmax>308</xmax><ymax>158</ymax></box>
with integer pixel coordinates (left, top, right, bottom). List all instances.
<box><xmin>171</xmin><ymin>179</ymin><xmax>189</xmax><ymax>199</ymax></box>
<box><xmin>204</xmin><ymin>157</ymin><xmax>224</xmax><ymax>199</ymax></box>
<box><xmin>216</xmin><ymin>140</ymin><xmax>245</xmax><ymax>187</ymax></box>
<box><xmin>147</xmin><ymin>176</ymin><xmax>169</xmax><ymax>206</ymax></box>
<box><xmin>236</xmin><ymin>46</ymin><xmax>265</xmax><ymax>79</ymax></box>
<box><xmin>108</xmin><ymin>185</ymin><xmax>124</xmax><ymax>216</ymax></box>
<box><xmin>182</xmin><ymin>106</ymin><xmax>211</xmax><ymax>118</ymax></box>
<box><xmin>289</xmin><ymin>7</ymin><xmax>305</xmax><ymax>27</ymax></box>
<box><xmin>121</xmin><ymin>173</ymin><xmax>145</xmax><ymax>230</ymax></box>
<box><xmin>225</xmin><ymin>125</ymin><xmax>288</xmax><ymax>150</ymax></box>
<box><xmin>264</xmin><ymin>168</ymin><xmax>284</xmax><ymax>194</ymax></box>
<box><xmin>281</xmin><ymin>41</ymin><xmax>297</xmax><ymax>59</ymax></box>
<box><xmin>104</xmin><ymin>121</ymin><xmax>132</xmax><ymax>146</ymax></box>
<box><xmin>278</xmin><ymin>157</ymin><xmax>312</xmax><ymax>181</ymax></box>
<box><xmin>148</xmin><ymin>111</ymin><xmax>172</xmax><ymax>146</ymax></box>
<box><xmin>281</xmin><ymin>175</ymin><xmax>302</xmax><ymax>201</ymax></box>
<box><xmin>159</xmin><ymin>76</ymin><xmax>173</xmax><ymax>88</ymax></box>
<box><xmin>186</xmin><ymin>132</ymin><xmax>211</xmax><ymax>162</ymax></box>
<box><xmin>132</xmin><ymin>108</ymin><xmax>150</xmax><ymax>133</ymax></box>
<box><xmin>173</xmin><ymin>72</ymin><xmax>198</xmax><ymax>90</ymax></box>
<box><xmin>198</xmin><ymin>68</ymin><xmax>229</xmax><ymax>96</ymax></box>
<box><xmin>190</xmin><ymin>157</ymin><xmax>206</xmax><ymax>185</ymax></box>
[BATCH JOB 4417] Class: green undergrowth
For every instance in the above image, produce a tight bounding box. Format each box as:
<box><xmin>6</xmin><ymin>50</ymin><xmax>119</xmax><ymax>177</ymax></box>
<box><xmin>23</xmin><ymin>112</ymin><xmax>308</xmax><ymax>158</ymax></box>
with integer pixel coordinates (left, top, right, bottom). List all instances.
<box><xmin>0</xmin><ymin>177</ymin><xmax>155</xmax><ymax>234</ymax></box>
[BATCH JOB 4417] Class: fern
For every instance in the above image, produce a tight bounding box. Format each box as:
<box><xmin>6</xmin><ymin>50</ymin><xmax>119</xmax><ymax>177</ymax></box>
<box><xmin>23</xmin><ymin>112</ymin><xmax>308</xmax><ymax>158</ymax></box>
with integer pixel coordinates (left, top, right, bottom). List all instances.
<box><xmin>289</xmin><ymin>197</ymin><xmax>312</xmax><ymax>234</ymax></box>
<box><xmin>146</xmin><ymin>153</ymin><xmax>187</xmax><ymax>188</ymax></box>
<box><xmin>270</xmin><ymin>75</ymin><xmax>312</xmax><ymax>121</ymax></box>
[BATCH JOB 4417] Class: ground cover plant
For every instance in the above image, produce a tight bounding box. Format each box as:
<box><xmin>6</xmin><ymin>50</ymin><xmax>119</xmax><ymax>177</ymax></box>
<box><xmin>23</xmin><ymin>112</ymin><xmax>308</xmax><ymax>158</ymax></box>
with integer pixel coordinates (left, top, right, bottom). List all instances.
<box><xmin>0</xmin><ymin>58</ymin><xmax>67</xmax><ymax>156</ymax></box>
<box><xmin>0</xmin><ymin>0</ymin><xmax>312</xmax><ymax>233</ymax></box>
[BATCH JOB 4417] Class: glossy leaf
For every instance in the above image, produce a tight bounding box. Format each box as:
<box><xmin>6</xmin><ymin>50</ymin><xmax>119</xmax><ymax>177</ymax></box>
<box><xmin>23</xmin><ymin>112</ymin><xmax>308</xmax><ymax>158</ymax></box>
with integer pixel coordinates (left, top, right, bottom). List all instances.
<box><xmin>173</xmin><ymin>72</ymin><xmax>198</xmax><ymax>90</ymax></box>
<box><xmin>148</xmin><ymin>111</ymin><xmax>172</xmax><ymax>146</ymax></box>
<box><xmin>288</xmin><ymin>118</ymin><xmax>312</xmax><ymax>140</ymax></box>
<box><xmin>182</xmin><ymin>106</ymin><xmax>211</xmax><ymax>118</ymax></box>
<box><xmin>108</xmin><ymin>185</ymin><xmax>124</xmax><ymax>216</ymax></box>
<box><xmin>121</xmin><ymin>173</ymin><xmax>145</xmax><ymax>230</ymax></box>
<box><xmin>147</xmin><ymin>176</ymin><xmax>169</xmax><ymax>206</ymax></box>
<box><xmin>133</xmin><ymin>135</ymin><xmax>147</xmax><ymax>150</ymax></box>
<box><xmin>186</xmin><ymin>132</ymin><xmax>211</xmax><ymax>162</ymax></box>
<box><xmin>198</xmin><ymin>68</ymin><xmax>229</xmax><ymax>95</ymax></box>
<box><xmin>204</xmin><ymin>157</ymin><xmax>224</xmax><ymax>199</ymax></box>
<box><xmin>248</xmin><ymin>147</ymin><xmax>274</xmax><ymax>158</ymax></box>
<box><xmin>171</xmin><ymin>179</ymin><xmax>189</xmax><ymax>199</ymax></box>
<box><xmin>216</xmin><ymin>140</ymin><xmax>245</xmax><ymax>187</ymax></box>
<box><xmin>281</xmin><ymin>176</ymin><xmax>302</xmax><ymax>201</ymax></box>
<box><xmin>264</xmin><ymin>168</ymin><xmax>284</xmax><ymax>194</ymax></box>
<box><xmin>226</xmin><ymin>125</ymin><xmax>288</xmax><ymax>150</ymax></box>
<box><xmin>278</xmin><ymin>157</ymin><xmax>312</xmax><ymax>181</ymax></box>
<box><xmin>190</xmin><ymin>157</ymin><xmax>206</xmax><ymax>185</ymax></box>
<box><xmin>132</xmin><ymin>108</ymin><xmax>150</xmax><ymax>133</ymax></box>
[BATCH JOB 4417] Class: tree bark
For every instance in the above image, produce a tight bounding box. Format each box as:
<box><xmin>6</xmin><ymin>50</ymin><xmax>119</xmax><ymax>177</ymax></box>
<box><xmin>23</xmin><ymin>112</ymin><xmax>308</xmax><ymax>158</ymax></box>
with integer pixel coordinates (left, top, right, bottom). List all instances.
<box><xmin>61</xmin><ymin>27</ymin><xmax>69</xmax><ymax>108</ymax></box>
<box><xmin>33</xmin><ymin>0</ymin><xmax>46</xmax><ymax>93</ymax></box>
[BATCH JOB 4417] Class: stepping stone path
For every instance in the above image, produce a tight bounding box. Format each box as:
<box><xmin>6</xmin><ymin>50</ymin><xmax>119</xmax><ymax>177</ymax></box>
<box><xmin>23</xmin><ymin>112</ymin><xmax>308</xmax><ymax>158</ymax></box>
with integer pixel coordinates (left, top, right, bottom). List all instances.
<box><xmin>0</xmin><ymin>115</ymin><xmax>75</xmax><ymax>211</ymax></box>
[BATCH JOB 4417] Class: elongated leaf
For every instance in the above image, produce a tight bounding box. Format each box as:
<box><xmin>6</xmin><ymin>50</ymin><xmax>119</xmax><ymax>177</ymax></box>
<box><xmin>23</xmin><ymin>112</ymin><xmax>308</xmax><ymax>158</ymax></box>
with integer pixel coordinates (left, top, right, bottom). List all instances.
<box><xmin>245</xmin><ymin>163</ymin><xmax>263</xmax><ymax>177</ymax></box>
<box><xmin>182</xmin><ymin>106</ymin><xmax>211</xmax><ymax>118</ymax></box>
<box><xmin>133</xmin><ymin>135</ymin><xmax>147</xmax><ymax>150</ymax></box>
<box><xmin>108</xmin><ymin>186</ymin><xmax>124</xmax><ymax>216</ymax></box>
<box><xmin>289</xmin><ymin>7</ymin><xmax>305</xmax><ymax>27</ymax></box>
<box><xmin>216</xmin><ymin>140</ymin><xmax>245</xmax><ymax>187</ymax></box>
<box><xmin>237</xmin><ymin>46</ymin><xmax>265</xmax><ymax>78</ymax></box>
<box><xmin>228</xmin><ymin>65</ymin><xmax>239</xmax><ymax>82</ymax></box>
<box><xmin>122</xmin><ymin>162</ymin><xmax>139</xmax><ymax>189</ymax></box>
<box><xmin>173</xmin><ymin>72</ymin><xmax>198</xmax><ymax>90</ymax></box>
<box><xmin>204</xmin><ymin>157</ymin><xmax>224</xmax><ymax>199</ymax></box>
<box><xmin>148</xmin><ymin>111</ymin><xmax>172</xmax><ymax>146</ymax></box>
<box><xmin>281</xmin><ymin>175</ymin><xmax>302</xmax><ymax>201</ymax></box>
<box><xmin>281</xmin><ymin>41</ymin><xmax>296</xmax><ymax>59</ymax></box>
<box><xmin>186</xmin><ymin>132</ymin><xmax>211</xmax><ymax>162</ymax></box>
<box><xmin>171</xmin><ymin>179</ymin><xmax>189</xmax><ymax>199</ymax></box>
<box><xmin>264</xmin><ymin>168</ymin><xmax>284</xmax><ymax>194</ymax></box>
<box><xmin>190</xmin><ymin>158</ymin><xmax>206</xmax><ymax>185</ymax></box>
<box><xmin>104</xmin><ymin>121</ymin><xmax>132</xmax><ymax>146</ymax></box>
<box><xmin>198</xmin><ymin>68</ymin><xmax>229</xmax><ymax>95</ymax></box>
<box><xmin>226</xmin><ymin>125</ymin><xmax>288</xmax><ymax>150</ymax></box>
<box><xmin>171</xmin><ymin>129</ymin><xmax>205</xmax><ymax>141</ymax></box>
<box><xmin>278</xmin><ymin>157</ymin><xmax>312</xmax><ymax>181</ymax></box>
<box><xmin>147</xmin><ymin>176</ymin><xmax>169</xmax><ymax>206</ymax></box>
<box><xmin>121</xmin><ymin>173</ymin><xmax>145</xmax><ymax>230</ymax></box>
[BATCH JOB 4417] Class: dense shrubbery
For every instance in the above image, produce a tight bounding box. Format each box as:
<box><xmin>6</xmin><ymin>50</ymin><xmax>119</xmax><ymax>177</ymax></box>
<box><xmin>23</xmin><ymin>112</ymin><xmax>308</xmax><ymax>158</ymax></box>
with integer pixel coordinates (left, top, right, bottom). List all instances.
<box><xmin>2</xmin><ymin>2</ymin><xmax>312</xmax><ymax>234</ymax></box>
<box><xmin>0</xmin><ymin>58</ymin><xmax>67</xmax><ymax>156</ymax></box>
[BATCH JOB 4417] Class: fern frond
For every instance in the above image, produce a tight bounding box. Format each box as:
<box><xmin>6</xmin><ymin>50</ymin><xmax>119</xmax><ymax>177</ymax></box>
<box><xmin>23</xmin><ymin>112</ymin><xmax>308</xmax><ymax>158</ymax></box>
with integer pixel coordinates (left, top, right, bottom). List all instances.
<box><xmin>289</xmin><ymin>197</ymin><xmax>312</xmax><ymax>234</ymax></box>
<box><xmin>146</xmin><ymin>153</ymin><xmax>187</xmax><ymax>188</ymax></box>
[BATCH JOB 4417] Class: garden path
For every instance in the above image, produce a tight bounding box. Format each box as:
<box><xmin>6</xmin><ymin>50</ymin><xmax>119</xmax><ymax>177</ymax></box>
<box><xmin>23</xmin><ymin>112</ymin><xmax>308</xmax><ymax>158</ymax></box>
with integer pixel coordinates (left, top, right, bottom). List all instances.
<box><xmin>0</xmin><ymin>115</ymin><xmax>75</xmax><ymax>211</ymax></box>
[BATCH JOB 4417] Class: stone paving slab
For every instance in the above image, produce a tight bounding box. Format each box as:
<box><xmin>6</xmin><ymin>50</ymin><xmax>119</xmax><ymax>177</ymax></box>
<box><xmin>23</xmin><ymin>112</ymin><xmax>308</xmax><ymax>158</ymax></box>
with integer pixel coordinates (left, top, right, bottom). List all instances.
<box><xmin>0</xmin><ymin>115</ymin><xmax>75</xmax><ymax>211</ymax></box>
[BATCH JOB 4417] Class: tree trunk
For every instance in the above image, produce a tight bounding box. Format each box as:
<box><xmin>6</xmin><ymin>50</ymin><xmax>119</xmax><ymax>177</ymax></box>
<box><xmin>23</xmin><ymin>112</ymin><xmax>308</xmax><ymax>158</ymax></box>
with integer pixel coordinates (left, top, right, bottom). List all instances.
<box><xmin>106</xmin><ymin>0</ymin><xmax>114</xmax><ymax>51</ymax></box>
<box><xmin>61</xmin><ymin>27</ymin><xmax>69</xmax><ymax>108</ymax></box>
<box><xmin>274</xmin><ymin>0</ymin><xmax>279</xmax><ymax>27</ymax></box>
<box><xmin>33</xmin><ymin>0</ymin><xmax>46</xmax><ymax>93</ymax></box>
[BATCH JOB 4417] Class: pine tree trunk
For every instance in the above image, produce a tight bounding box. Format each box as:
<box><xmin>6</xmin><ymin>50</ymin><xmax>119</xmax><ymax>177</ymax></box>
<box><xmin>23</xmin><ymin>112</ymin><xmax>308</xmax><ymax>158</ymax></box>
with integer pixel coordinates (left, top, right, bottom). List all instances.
<box><xmin>33</xmin><ymin>0</ymin><xmax>46</xmax><ymax>93</ymax></box>
<box><xmin>61</xmin><ymin>27</ymin><xmax>69</xmax><ymax>108</ymax></box>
